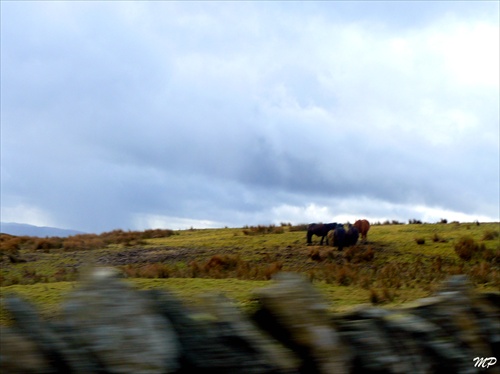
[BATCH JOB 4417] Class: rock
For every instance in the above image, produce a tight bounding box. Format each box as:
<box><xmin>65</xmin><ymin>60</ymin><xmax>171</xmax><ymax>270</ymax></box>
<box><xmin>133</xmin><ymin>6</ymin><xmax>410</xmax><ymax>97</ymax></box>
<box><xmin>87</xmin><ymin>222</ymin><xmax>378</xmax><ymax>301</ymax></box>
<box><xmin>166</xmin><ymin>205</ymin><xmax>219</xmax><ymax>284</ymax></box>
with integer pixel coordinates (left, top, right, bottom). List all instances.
<box><xmin>2</xmin><ymin>296</ymin><xmax>101</xmax><ymax>373</ymax></box>
<box><xmin>60</xmin><ymin>267</ymin><xmax>180</xmax><ymax>374</ymax></box>
<box><xmin>1</xmin><ymin>270</ymin><xmax>499</xmax><ymax>374</ymax></box>
<box><xmin>147</xmin><ymin>289</ymin><xmax>297</xmax><ymax>373</ymax></box>
<box><xmin>0</xmin><ymin>326</ymin><xmax>54</xmax><ymax>374</ymax></box>
<box><xmin>253</xmin><ymin>273</ymin><xmax>350</xmax><ymax>374</ymax></box>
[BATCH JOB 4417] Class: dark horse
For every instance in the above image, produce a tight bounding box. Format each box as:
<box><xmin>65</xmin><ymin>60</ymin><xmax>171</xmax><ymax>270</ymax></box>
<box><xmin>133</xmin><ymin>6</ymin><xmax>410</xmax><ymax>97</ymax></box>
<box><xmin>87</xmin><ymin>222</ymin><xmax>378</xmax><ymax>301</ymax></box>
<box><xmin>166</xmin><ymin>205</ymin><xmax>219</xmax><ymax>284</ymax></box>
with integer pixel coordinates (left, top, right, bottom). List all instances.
<box><xmin>332</xmin><ymin>225</ymin><xmax>346</xmax><ymax>250</ymax></box>
<box><xmin>345</xmin><ymin>225</ymin><xmax>359</xmax><ymax>246</ymax></box>
<box><xmin>353</xmin><ymin>219</ymin><xmax>370</xmax><ymax>242</ymax></box>
<box><xmin>306</xmin><ymin>223</ymin><xmax>337</xmax><ymax>245</ymax></box>
<box><xmin>327</xmin><ymin>224</ymin><xmax>359</xmax><ymax>250</ymax></box>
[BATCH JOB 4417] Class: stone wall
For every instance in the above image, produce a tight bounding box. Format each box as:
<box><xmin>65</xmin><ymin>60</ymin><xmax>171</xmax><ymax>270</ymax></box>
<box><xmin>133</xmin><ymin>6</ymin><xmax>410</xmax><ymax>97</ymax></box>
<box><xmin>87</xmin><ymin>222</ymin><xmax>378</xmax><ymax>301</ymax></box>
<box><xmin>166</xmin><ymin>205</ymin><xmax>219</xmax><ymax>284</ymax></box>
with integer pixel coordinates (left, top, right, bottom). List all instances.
<box><xmin>1</xmin><ymin>268</ymin><xmax>499</xmax><ymax>373</ymax></box>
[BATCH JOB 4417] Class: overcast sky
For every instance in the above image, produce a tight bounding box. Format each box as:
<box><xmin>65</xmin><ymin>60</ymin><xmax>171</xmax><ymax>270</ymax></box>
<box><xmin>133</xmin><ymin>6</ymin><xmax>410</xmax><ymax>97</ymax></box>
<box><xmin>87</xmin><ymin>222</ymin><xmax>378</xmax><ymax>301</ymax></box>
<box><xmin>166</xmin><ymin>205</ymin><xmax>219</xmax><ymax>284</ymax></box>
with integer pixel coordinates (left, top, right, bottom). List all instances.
<box><xmin>1</xmin><ymin>1</ymin><xmax>499</xmax><ymax>233</ymax></box>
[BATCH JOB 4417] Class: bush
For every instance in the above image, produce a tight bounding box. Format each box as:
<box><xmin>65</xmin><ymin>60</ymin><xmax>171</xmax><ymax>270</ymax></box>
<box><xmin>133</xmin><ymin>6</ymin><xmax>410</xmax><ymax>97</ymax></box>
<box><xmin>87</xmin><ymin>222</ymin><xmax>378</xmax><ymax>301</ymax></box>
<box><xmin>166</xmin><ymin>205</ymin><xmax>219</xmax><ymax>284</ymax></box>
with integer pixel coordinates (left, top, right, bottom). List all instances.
<box><xmin>242</xmin><ymin>224</ymin><xmax>283</xmax><ymax>235</ymax></box>
<box><xmin>432</xmin><ymin>233</ymin><xmax>447</xmax><ymax>243</ymax></box>
<box><xmin>289</xmin><ymin>224</ymin><xmax>309</xmax><ymax>232</ymax></box>
<box><xmin>468</xmin><ymin>262</ymin><xmax>492</xmax><ymax>284</ymax></box>
<box><xmin>204</xmin><ymin>255</ymin><xmax>241</xmax><ymax>271</ymax></box>
<box><xmin>344</xmin><ymin>246</ymin><xmax>375</xmax><ymax>263</ymax></box>
<box><xmin>0</xmin><ymin>237</ymin><xmax>22</xmax><ymax>254</ymax></box>
<box><xmin>482</xmin><ymin>230</ymin><xmax>499</xmax><ymax>241</ymax></box>
<box><xmin>63</xmin><ymin>235</ymin><xmax>104</xmax><ymax>251</ymax></box>
<box><xmin>454</xmin><ymin>236</ymin><xmax>480</xmax><ymax>261</ymax></box>
<box><xmin>140</xmin><ymin>263</ymin><xmax>171</xmax><ymax>278</ymax></box>
<box><xmin>34</xmin><ymin>238</ymin><xmax>64</xmax><ymax>251</ymax></box>
<box><xmin>336</xmin><ymin>265</ymin><xmax>354</xmax><ymax>286</ymax></box>
<box><xmin>121</xmin><ymin>263</ymin><xmax>171</xmax><ymax>278</ymax></box>
<box><xmin>308</xmin><ymin>248</ymin><xmax>322</xmax><ymax>262</ymax></box>
<box><xmin>142</xmin><ymin>229</ymin><xmax>176</xmax><ymax>239</ymax></box>
<box><xmin>370</xmin><ymin>288</ymin><xmax>381</xmax><ymax>305</ymax></box>
<box><xmin>263</xmin><ymin>262</ymin><xmax>283</xmax><ymax>280</ymax></box>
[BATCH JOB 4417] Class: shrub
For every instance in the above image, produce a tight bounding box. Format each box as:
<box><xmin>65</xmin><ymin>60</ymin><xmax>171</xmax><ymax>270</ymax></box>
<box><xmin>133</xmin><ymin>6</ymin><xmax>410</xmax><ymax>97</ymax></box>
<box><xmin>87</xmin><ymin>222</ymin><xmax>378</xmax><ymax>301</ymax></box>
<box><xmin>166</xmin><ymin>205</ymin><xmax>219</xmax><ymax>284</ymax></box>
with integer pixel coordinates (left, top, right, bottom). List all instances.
<box><xmin>142</xmin><ymin>229</ymin><xmax>176</xmax><ymax>239</ymax></box>
<box><xmin>433</xmin><ymin>256</ymin><xmax>443</xmax><ymax>273</ymax></box>
<box><xmin>469</xmin><ymin>262</ymin><xmax>491</xmax><ymax>284</ymax></box>
<box><xmin>482</xmin><ymin>230</ymin><xmax>499</xmax><ymax>241</ymax></box>
<box><xmin>204</xmin><ymin>255</ymin><xmax>241</xmax><ymax>271</ymax></box>
<box><xmin>34</xmin><ymin>238</ymin><xmax>64</xmax><ymax>251</ymax></box>
<box><xmin>140</xmin><ymin>263</ymin><xmax>171</xmax><ymax>278</ymax></box>
<box><xmin>121</xmin><ymin>263</ymin><xmax>171</xmax><ymax>278</ymax></box>
<box><xmin>415</xmin><ymin>238</ymin><xmax>425</xmax><ymax>245</ymax></box>
<box><xmin>482</xmin><ymin>247</ymin><xmax>500</xmax><ymax>264</ymax></box>
<box><xmin>242</xmin><ymin>224</ymin><xmax>283</xmax><ymax>235</ymax></box>
<box><xmin>63</xmin><ymin>235</ymin><xmax>104</xmax><ymax>251</ymax></box>
<box><xmin>370</xmin><ymin>289</ymin><xmax>381</xmax><ymax>305</ymax></box>
<box><xmin>378</xmin><ymin>263</ymin><xmax>403</xmax><ymax>288</ymax></box>
<box><xmin>52</xmin><ymin>267</ymin><xmax>79</xmax><ymax>282</ymax></box>
<box><xmin>431</xmin><ymin>233</ymin><xmax>447</xmax><ymax>243</ymax></box>
<box><xmin>289</xmin><ymin>224</ymin><xmax>309</xmax><ymax>232</ymax></box>
<box><xmin>189</xmin><ymin>261</ymin><xmax>203</xmax><ymax>278</ymax></box>
<box><xmin>382</xmin><ymin>287</ymin><xmax>395</xmax><ymax>302</ymax></box>
<box><xmin>454</xmin><ymin>236</ymin><xmax>479</xmax><ymax>261</ymax></box>
<box><xmin>344</xmin><ymin>246</ymin><xmax>375</xmax><ymax>263</ymax></box>
<box><xmin>100</xmin><ymin>230</ymin><xmax>145</xmax><ymax>246</ymax></box>
<box><xmin>336</xmin><ymin>265</ymin><xmax>354</xmax><ymax>286</ymax></box>
<box><xmin>308</xmin><ymin>248</ymin><xmax>322</xmax><ymax>262</ymax></box>
<box><xmin>21</xmin><ymin>268</ymin><xmax>46</xmax><ymax>284</ymax></box>
<box><xmin>359</xmin><ymin>274</ymin><xmax>372</xmax><ymax>289</ymax></box>
<box><xmin>0</xmin><ymin>237</ymin><xmax>22</xmax><ymax>254</ymax></box>
<box><xmin>360</xmin><ymin>247</ymin><xmax>375</xmax><ymax>262</ymax></box>
<box><xmin>263</xmin><ymin>262</ymin><xmax>283</xmax><ymax>280</ymax></box>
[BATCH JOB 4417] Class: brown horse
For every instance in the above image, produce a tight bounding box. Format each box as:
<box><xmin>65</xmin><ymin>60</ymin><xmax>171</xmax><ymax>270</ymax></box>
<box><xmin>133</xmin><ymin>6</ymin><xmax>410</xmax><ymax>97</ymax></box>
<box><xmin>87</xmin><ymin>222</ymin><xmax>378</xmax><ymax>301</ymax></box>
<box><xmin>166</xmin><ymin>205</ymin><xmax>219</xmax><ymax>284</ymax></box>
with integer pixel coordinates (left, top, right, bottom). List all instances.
<box><xmin>353</xmin><ymin>219</ymin><xmax>370</xmax><ymax>242</ymax></box>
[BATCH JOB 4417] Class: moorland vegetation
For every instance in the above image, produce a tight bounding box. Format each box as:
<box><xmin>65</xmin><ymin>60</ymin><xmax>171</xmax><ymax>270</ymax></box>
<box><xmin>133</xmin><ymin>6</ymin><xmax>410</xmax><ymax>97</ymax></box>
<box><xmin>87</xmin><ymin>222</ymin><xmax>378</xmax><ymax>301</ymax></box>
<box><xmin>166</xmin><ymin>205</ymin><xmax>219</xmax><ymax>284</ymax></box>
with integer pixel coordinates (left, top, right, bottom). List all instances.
<box><xmin>0</xmin><ymin>220</ymin><xmax>498</xmax><ymax>323</ymax></box>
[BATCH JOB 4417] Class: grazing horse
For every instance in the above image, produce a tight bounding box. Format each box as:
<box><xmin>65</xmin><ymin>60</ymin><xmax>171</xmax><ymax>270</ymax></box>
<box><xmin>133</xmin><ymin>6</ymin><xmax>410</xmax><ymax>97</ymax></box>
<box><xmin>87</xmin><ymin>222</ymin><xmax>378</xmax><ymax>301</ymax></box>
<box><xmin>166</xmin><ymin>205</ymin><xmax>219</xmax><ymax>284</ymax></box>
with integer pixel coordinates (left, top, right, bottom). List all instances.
<box><xmin>306</xmin><ymin>223</ymin><xmax>337</xmax><ymax>245</ymax></box>
<box><xmin>332</xmin><ymin>225</ymin><xmax>346</xmax><ymax>251</ymax></box>
<box><xmin>328</xmin><ymin>224</ymin><xmax>359</xmax><ymax>250</ymax></box>
<box><xmin>354</xmin><ymin>219</ymin><xmax>370</xmax><ymax>242</ymax></box>
<box><xmin>346</xmin><ymin>224</ymin><xmax>360</xmax><ymax>246</ymax></box>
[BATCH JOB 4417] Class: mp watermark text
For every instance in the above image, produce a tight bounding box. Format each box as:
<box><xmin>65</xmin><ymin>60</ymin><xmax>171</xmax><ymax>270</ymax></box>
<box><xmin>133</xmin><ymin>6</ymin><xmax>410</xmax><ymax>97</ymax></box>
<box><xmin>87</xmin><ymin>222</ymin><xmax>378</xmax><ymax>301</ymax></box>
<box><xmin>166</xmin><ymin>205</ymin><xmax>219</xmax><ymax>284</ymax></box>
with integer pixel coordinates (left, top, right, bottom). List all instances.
<box><xmin>473</xmin><ymin>357</ymin><xmax>497</xmax><ymax>369</ymax></box>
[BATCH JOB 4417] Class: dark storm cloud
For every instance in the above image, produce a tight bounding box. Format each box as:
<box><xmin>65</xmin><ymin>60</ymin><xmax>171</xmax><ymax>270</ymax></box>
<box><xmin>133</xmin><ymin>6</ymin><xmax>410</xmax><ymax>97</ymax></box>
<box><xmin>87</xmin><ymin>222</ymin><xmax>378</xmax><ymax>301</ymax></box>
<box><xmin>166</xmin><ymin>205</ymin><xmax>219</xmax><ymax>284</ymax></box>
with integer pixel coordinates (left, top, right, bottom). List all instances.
<box><xmin>1</xmin><ymin>1</ymin><xmax>498</xmax><ymax>232</ymax></box>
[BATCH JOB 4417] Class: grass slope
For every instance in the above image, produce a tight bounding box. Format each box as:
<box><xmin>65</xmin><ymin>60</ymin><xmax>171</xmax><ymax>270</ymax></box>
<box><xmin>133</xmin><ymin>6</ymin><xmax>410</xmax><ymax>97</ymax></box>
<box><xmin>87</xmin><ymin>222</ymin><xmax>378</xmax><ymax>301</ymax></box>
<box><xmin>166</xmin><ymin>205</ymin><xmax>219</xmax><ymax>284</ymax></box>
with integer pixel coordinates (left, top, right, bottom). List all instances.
<box><xmin>1</xmin><ymin>222</ymin><xmax>498</xmax><ymax>325</ymax></box>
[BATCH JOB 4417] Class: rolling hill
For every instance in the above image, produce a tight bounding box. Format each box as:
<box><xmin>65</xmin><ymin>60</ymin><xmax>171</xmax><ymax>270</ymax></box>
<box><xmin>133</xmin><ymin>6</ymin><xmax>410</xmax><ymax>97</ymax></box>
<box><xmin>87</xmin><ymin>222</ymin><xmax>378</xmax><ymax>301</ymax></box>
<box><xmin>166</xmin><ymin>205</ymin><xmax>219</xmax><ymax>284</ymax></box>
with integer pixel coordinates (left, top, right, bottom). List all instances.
<box><xmin>0</xmin><ymin>222</ymin><xmax>85</xmax><ymax>237</ymax></box>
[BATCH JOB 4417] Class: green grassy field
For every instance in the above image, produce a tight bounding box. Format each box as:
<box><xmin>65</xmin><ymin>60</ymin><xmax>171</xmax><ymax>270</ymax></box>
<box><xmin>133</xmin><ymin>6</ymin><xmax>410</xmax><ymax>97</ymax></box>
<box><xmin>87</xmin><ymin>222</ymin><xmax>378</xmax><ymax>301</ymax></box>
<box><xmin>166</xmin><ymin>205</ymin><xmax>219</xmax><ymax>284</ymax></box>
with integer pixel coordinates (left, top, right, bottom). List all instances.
<box><xmin>1</xmin><ymin>222</ymin><xmax>499</xmax><ymax>324</ymax></box>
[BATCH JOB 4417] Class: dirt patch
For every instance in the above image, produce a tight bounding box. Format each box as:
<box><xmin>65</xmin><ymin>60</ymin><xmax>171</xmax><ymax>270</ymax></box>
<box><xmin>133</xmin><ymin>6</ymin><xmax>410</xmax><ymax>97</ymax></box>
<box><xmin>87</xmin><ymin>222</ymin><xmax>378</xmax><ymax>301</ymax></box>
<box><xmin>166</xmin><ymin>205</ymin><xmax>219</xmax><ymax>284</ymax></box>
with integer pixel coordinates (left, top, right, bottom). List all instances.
<box><xmin>94</xmin><ymin>247</ymin><xmax>211</xmax><ymax>266</ymax></box>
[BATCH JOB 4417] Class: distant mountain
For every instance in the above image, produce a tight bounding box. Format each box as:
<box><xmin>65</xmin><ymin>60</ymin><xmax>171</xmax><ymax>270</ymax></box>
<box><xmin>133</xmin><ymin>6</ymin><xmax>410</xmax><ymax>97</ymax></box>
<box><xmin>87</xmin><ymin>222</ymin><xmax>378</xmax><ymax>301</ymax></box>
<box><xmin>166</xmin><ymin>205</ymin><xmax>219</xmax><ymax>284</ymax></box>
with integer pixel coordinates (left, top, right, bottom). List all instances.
<box><xmin>0</xmin><ymin>222</ymin><xmax>86</xmax><ymax>238</ymax></box>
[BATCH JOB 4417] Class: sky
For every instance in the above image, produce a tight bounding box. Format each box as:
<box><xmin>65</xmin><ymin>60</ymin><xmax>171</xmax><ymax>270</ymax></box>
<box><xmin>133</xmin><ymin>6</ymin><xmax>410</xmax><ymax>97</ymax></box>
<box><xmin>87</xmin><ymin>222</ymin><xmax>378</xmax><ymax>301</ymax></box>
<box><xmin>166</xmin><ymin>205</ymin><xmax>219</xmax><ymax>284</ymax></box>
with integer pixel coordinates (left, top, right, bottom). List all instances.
<box><xmin>1</xmin><ymin>1</ymin><xmax>499</xmax><ymax>233</ymax></box>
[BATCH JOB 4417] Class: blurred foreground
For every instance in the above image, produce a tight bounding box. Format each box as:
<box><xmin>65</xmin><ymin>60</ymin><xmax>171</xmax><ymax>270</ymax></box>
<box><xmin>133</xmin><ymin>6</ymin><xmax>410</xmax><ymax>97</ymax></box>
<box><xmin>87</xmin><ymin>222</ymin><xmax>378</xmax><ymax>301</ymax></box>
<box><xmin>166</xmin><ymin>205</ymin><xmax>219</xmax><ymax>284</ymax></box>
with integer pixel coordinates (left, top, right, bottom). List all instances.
<box><xmin>1</xmin><ymin>268</ymin><xmax>499</xmax><ymax>373</ymax></box>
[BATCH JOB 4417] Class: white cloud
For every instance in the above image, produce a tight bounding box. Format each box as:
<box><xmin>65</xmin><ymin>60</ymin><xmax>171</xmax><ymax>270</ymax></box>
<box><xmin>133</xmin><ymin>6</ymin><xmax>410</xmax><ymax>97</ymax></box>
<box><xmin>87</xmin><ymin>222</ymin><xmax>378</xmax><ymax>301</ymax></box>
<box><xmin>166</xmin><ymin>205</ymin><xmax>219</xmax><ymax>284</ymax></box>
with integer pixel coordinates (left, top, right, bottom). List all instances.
<box><xmin>133</xmin><ymin>213</ymin><xmax>224</xmax><ymax>231</ymax></box>
<box><xmin>427</xmin><ymin>21</ymin><xmax>499</xmax><ymax>87</ymax></box>
<box><xmin>268</xmin><ymin>199</ymin><xmax>498</xmax><ymax>226</ymax></box>
<box><xmin>413</xmin><ymin>205</ymin><xmax>497</xmax><ymax>224</ymax></box>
